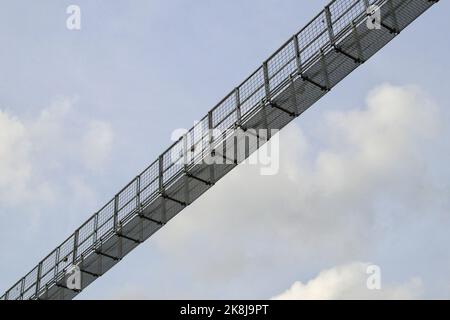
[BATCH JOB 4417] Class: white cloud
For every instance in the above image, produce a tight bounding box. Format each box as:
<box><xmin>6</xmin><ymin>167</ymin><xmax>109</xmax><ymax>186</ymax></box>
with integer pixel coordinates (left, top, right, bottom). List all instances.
<box><xmin>81</xmin><ymin>120</ymin><xmax>114</xmax><ymax>171</ymax></box>
<box><xmin>0</xmin><ymin>98</ymin><xmax>114</xmax><ymax>210</ymax></box>
<box><xmin>0</xmin><ymin>110</ymin><xmax>32</xmax><ymax>204</ymax></box>
<box><xmin>68</xmin><ymin>176</ymin><xmax>98</xmax><ymax>209</ymax></box>
<box><xmin>107</xmin><ymin>285</ymin><xmax>149</xmax><ymax>300</ymax></box>
<box><xmin>272</xmin><ymin>262</ymin><xmax>422</xmax><ymax>300</ymax></box>
<box><xmin>142</xmin><ymin>83</ymin><xmax>449</xmax><ymax>298</ymax></box>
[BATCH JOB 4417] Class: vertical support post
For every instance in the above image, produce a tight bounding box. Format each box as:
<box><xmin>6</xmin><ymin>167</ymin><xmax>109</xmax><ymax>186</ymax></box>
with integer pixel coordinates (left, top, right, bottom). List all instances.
<box><xmin>54</xmin><ymin>247</ymin><xmax>60</xmax><ymax>278</ymax></box>
<box><xmin>233</xmin><ymin>126</ymin><xmax>238</xmax><ymax>165</ymax></box>
<box><xmin>289</xmin><ymin>75</ymin><xmax>300</xmax><ymax>116</ymax></box>
<box><xmin>136</xmin><ymin>175</ymin><xmax>141</xmax><ymax>210</ymax></box>
<box><xmin>158</xmin><ymin>155</ymin><xmax>167</xmax><ymax>224</ymax></box>
<box><xmin>351</xmin><ymin>22</ymin><xmax>364</xmax><ymax>63</ymax></box>
<box><xmin>114</xmin><ymin>191</ymin><xmax>122</xmax><ymax>259</ymax></box>
<box><xmin>263</xmin><ymin>62</ymin><xmax>271</xmax><ymax>101</ymax></box>
<box><xmin>261</xmin><ymin>103</ymin><xmax>269</xmax><ymax>140</ymax></box>
<box><xmin>136</xmin><ymin>174</ymin><xmax>144</xmax><ymax>242</ymax></box>
<box><xmin>388</xmin><ymin>0</ymin><xmax>399</xmax><ymax>32</ymax></box>
<box><xmin>183</xmin><ymin>169</ymin><xmax>190</xmax><ymax>204</ymax></box>
<box><xmin>19</xmin><ymin>278</ymin><xmax>25</xmax><ymax>300</ymax></box>
<box><xmin>113</xmin><ymin>194</ymin><xmax>119</xmax><ymax>231</ymax></box>
<box><xmin>293</xmin><ymin>34</ymin><xmax>306</xmax><ymax>97</ymax></box>
<box><xmin>234</xmin><ymin>90</ymin><xmax>243</xmax><ymax>159</ymax></box>
<box><xmin>139</xmin><ymin>211</ymin><xmax>144</xmax><ymax>243</ymax></box>
<box><xmin>97</xmin><ymin>247</ymin><xmax>103</xmax><ymax>279</ymax></box>
<box><xmin>262</xmin><ymin>62</ymin><xmax>271</xmax><ymax>140</ymax></box>
<box><xmin>320</xmin><ymin>49</ymin><xmax>331</xmax><ymax>91</ymax></box>
<box><xmin>59</xmin><ymin>282</ymin><xmax>65</xmax><ymax>300</ymax></box>
<box><xmin>207</xmin><ymin>111</ymin><xmax>216</xmax><ymax>183</ymax></box>
<box><xmin>72</xmin><ymin>229</ymin><xmax>79</xmax><ymax>264</ymax></box>
<box><xmin>235</xmin><ymin>87</ymin><xmax>242</xmax><ymax>127</ymax></box>
<box><xmin>324</xmin><ymin>6</ymin><xmax>335</xmax><ymax>45</ymax></box>
<box><xmin>293</xmin><ymin>34</ymin><xmax>303</xmax><ymax>74</ymax></box>
<box><xmin>183</xmin><ymin>134</ymin><xmax>190</xmax><ymax>205</ymax></box>
<box><xmin>79</xmin><ymin>256</ymin><xmax>84</xmax><ymax>293</ymax></box>
<box><xmin>35</xmin><ymin>262</ymin><xmax>42</xmax><ymax>298</ymax></box>
<box><xmin>158</xmin><ymin>155</ymin><xmax>164</xmax><ymax>191</ymax></box>
<box><xmin>93</xmin><ymin>213</ymin><xmax>98</xmax><ymax>243</ymax></box>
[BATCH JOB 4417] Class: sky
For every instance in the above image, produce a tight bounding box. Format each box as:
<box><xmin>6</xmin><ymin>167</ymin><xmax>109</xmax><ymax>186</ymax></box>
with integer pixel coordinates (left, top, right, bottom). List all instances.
<box><xmin>0</xmin><ymin>0</ymin><xmax>450</xmax><ymax>300</ymax></box>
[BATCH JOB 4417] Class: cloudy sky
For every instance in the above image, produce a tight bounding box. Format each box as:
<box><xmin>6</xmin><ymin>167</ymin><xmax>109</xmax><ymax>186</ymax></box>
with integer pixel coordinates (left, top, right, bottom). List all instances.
<box><xmin>0</xmin><ymin>0</ymin><xmax>449</xmax><ymax>300</ymax></box>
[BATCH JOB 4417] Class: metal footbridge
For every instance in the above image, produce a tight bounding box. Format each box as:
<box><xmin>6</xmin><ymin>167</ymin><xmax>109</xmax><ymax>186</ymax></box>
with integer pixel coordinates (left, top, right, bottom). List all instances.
<box><xmin>1</xmin><ymin>0</ymin><xmax>439</xmax><ymax>300</ymax></box>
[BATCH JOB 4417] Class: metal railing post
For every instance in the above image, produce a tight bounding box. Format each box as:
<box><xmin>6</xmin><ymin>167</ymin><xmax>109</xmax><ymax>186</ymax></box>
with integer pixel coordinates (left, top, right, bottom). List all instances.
<box><xmin>263</xmin><ymin>61</ymin><xmax>271</xmax><ymax>101</ymax></box>
<box><xmin>293</xmin><ymin>35</ymin><xmax>303</xmax><ymax>74</ymax></box>
<box><xmin>19</xmin><ymin>278</ymin><xmax>25</xmax><ymax>300</ymax></box>
<box><xmin>207</xmin><ymin>111</ymin><xmax>216</xmax><ymax>181</ymax></box>
<box><xmin>261</xmin><ymin>63</ymin><xmax>270</xmax><ymax>139</ymax></box>
<box><xmin>35</xmin><ymin>262</ymin><xmax>42</xmax><ymax>298</ymax></box>
<box><xmin>158</xmin><ymin>155</ymin><xmax>167</xmax><ymax>223</ymax></box>
<box><xmin>325</xmin><ymin>5</ymin><xmax>335</xmax><ymax>45</ymax></box>
<box><xmin>136</xmin><ymin>176</ymin><xmax>141</xmax><ymax>209</ymax></box>
<box><xmin>93</xmin><ymin>213</ymin><xmax>99</xmax><ymax>243</ymax></box>
<box><xmin>72</xmin><ymin>229</ymin><xmax>79</xmax><ymax>264</ymax></box>
<box><xmin>235</xmin><ymin>87</ymin><xmax>242</xmax><ymax>127</ymax></box>
<box><xmin>183</xmin><ymin>134</ymin><xmax>190</xmax><ymax>205</ymax></box>
<box><xmin>113</xmin><ymin>195</ymin><xmax>119</xmax><ymax>231</ymax></box>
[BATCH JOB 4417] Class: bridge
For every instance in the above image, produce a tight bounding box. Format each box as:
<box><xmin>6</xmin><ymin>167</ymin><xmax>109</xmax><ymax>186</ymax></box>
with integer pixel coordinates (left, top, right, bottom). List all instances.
<box><xmin>1</xmin><ymin>0</ymin><xmax>439</xmax><ymax>300</ymax></box>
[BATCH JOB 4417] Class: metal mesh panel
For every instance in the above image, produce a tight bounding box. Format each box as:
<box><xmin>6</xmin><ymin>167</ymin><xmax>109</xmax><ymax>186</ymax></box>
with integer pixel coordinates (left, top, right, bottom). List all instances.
<box><xmin>77</xmin><ymin>234</ymin><xmax>95</xmax><ymax>257</ymax></box>
<box><xmin>268</xmin><ymin>40</ymin><xmax>297</xmax><ymax>92</ymax></box>
<box><xmin>239</xmin><ymin>68</ymin><xmax>265</xmax><ymax>103</ymax></box>
<box><xmin>57</xmin><ymin>236</ymin><xmax>75</xmax><ymax>272</ymax></box>
<box><xmin>140</xmin><ymin>161</ymin><xmax>159</xmax><ymax>204</ymax></box>
<box><xmin>23</xmin><ymin>267</ymin><xmax>38</xmax><ymax>292</ymax></box>
<box><xmin>216</xmin><ymin>110</ymin><xmax>238</xmax><ymax>133</ymax></box>
<box><xmin>212</xmin><ymin>93</ymin><xmax>237</xmax><ymax>129</ymax></box>
<box><xmin>118</xmin><ymin>200</ymin><xmax>136</xmax><ymax>223</ymax></box>
<box><xmin>239</xmin><ymin>68</ymin><xmax>266</xmax><ymax>116</ymax></box>
<box><xmin>41</xmin><ymin>250</ymin><xmax>57</xmax><ymax>279</ymax></box>
<box><xmin>39</xmin><ymin>269</ymin><xmax>54</xmax><ymax>291</ymax></box>
<box><xmin>118</xmin><ymin>180</ymin><xmax>138</xmax><ymax>211</ymax></box>
<box><xmin>268</xmin><ymin>40</ymin><xmax>296</xmax><ymax>78</ymax></box>
<box><xmin>78</xmin><ymin>217</ymin><xmax>96</xmax><ymax>246</ymax></box>
<box><xmin>22</xmin><ymin>285</ymin><xmax>36</xmax><ymax>300</ymax></box>
<box><xmin>190</xmin><ymin>117</ymin><xmax>209</xmax><ymax>149</ymax></box>
<box><xmin>188</xmin><ymin>117</ymin><xmax>210</xmax><ymax>165</ymax></box>
<box><xmin>186</xmin><ymin>129</ymin><xmax>198</xmax><ymax>161</ymax></box>
<box><xmin>7</xmin><ymin>281</ymin><xmax>22</xmax><ymax>300</ymax></box>
<box><xmin>270</xmin><ymin>59</ymin><xmax>297</xmax><ymax>93</ymax></box>
<box><xmin>162</xmin><ymin>148</ymin><xmax>183</xmax><ymax>185</ymax></box>
<box><xmin>167</xmin><ymin>138</ymin><xmax>185</xmax><ymax>167</ymax></box>
<box><xmin>97</xmin><ymin>200</ymin><xmax>114</xmax><ymax>240</ymax></box>
<box><xmin>97</xmin><ymin>218</ymin><xmax>114</xmax><ymax>242</ymax></box>
<box><xmin>330</xmin><ymin>0</ymin><xmax>366</xmax><ymax>36</ymax></box>
<box><xmin>298</xmin><ymin>12</ymin><xmax>329</xmax><ymax>64</ymax></box>
<box><xmin>117</xmin><ymin>179</ymin><xmax>138</xmax><ymax>222</ymax></box>
<box><xmin>97</xmin><ymin>200</ymin><xmax>114</xmax><ymax>229</ymax></box>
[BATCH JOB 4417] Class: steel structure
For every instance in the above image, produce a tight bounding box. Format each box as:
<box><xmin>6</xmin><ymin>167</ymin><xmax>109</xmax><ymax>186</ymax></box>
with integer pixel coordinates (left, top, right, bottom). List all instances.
<box><xmin>1</xmin><ymin>0</ymin><xmax>438</xmax><ymax>300</ymax></box>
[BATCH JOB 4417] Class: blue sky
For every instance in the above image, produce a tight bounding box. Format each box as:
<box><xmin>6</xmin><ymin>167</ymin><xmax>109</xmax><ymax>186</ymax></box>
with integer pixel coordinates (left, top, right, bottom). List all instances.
<box><xmin>1</xmin><ymin>0</ymin><xmax>450</xmax><ymax>299</ymax></box>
